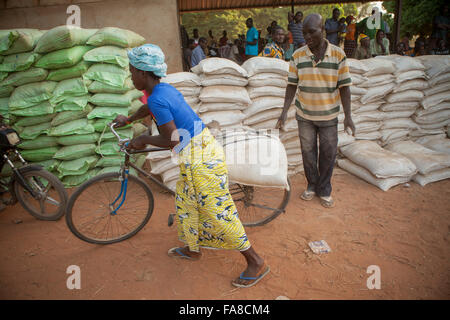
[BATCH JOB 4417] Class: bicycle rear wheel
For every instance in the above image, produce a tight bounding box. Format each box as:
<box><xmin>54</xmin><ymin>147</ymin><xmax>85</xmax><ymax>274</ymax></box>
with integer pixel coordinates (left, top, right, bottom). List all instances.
<box><xmin>66</xmin><ymin>172</ymin><xmax>154</xmax><ymax>244</ymax></box>
<box><xmin>14</xmin><ymin>169</ymin><xmax>67</xmax><ymax>221</ymax></box>
<box><xmin>231</xmin><ymin>177</ymin><xmax>291</xmax><ymax>227</ymax></box>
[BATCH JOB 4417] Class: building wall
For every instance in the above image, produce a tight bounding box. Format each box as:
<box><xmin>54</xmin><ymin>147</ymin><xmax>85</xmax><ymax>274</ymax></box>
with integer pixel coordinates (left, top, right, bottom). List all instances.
<box><xmin>0</xmin><ymin>0</ymin><xmax>183</xmax><ymax>73</ymax></box>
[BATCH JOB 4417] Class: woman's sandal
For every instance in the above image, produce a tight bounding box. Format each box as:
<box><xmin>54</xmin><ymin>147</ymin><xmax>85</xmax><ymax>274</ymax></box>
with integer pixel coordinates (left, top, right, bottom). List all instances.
<box><xmin>231</xmin><ymin>265</ymin><xmax>271</xmax><ymax>288</ymax></box>
<box><xmin>167</xmin><ymin>247</ymin><xmax>201</xmax><ymax>261</ymax></box>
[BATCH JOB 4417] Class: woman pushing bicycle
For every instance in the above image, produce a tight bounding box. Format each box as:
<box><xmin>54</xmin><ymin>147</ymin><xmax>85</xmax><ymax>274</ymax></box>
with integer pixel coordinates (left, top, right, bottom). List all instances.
<box><xmin>113</xmin><ymin>44</ymin><xmax>269</xmax><ymax>288</ymax></box>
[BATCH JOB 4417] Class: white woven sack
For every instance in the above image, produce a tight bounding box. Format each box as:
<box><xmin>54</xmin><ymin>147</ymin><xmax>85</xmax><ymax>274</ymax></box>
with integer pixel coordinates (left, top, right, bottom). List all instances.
<box><xmin>353</xmin><ymin>111</ymin><xmax>385</xmax><ymax>124</ymax></box>
<box><xmin>199</xmin><ymin>86</ymin><xmax>252</xmax><ymax>105</ymax></box>
<box><xmin>248</xmin><ymin>86</ymin><xmax>285</xmax><ymax>99</ymax></box>
<box><xmin>417</xmin><ymin>136</ymin><xmax>450</xmax><ymax>154</ymax></box>
<box><xmin>413</xmin><ymin>134</ymin><xmax>447</xmax><ymax>145</ymax></box>
<box><xmin>241</xmin><ymin>56</ymin><xmax>289</xmax><ymax>77</ymax></box>
<box><xmin>286</xmin><ymin>147</ymin><xmax>301</xmax><ymax>156</ymax></box>
<box><xmin>382</xmin><ymin>118</ymin><xmax>418</xmax><ymax>130</ymax></box>
<box><xmin>244</xmin><ymin>108</ymin><xmax>294</xmax><ymax>126</ymax></box>
<box><xmin>413</xmin><ymin>168</ymin><xmax>450</xmax><ymax>186</ymax></box>
<box><xmin>248</xmin><ymin>77</ymin><xmax>287</xmax><ymax>88</ymax></box>
<box><xmin>164</xmin><ymin>178</ymin><xmax>178</xmax><ymax>192</ymax></box>
<box><xmin>340</xmin><ymin>140</ymin><xmax>417</xmax><ymax>178</ymax></box>
<box><xmin>385</xmin><ymin>140</ymin><xmax>450</xmax><ymax>175</ymax></box>
<box><xmin>161</xmin><ymin>72</ymin><xmax>201</xmax><ymax>87</ymax></box>
<box><xmin>339</xmin><ymin>121</ymin><xmax>381</xmax><ymax>133</ymax></box>
<box><xmin>396</xmin><ymin>70</ymin><xmax>427</xmax><ymax>84</ymax></box>
<box><xmin>250</xmin><ymin>118</ymin><xmax>278</xmax><ymax>130</ymax></box>
<box><xmin>429</xmin><ymin>72</ymin><xmax>450</xmax><ymax>86</ymax></box>
<box><xmin>200</xmin><ymin>74</ymin><xmax>248</xmax><ymax>87</ymax></box>
<box><xmin>415</xmin><ymin>102</ymin><xmax>450</xmax><ymax>116</ymax></box>
<box><xmin>354</xmin><ymin>131</ymin><xmax>382</xmax><ymax>140</ymax></box>
<box><xmin>191</xmin><ymin>57</ymin><xmax>248</xmax><ymax>77</ymax></box>
<box><xmin>146</xmin><ymin>149</ymin><xmax>172</xmax><ymax>161</ymax></box>
<box><xmin>350</xmin><ymin>73</ymin><xmax>369</xmax><ymax>85</ymax></box>
<box><xmin>359</xmin><ymin>74</ymin><xmax>394</xmax><ymax>88</ymax></box>
<box><xmin>392</xmin><ymin>56</ymin><xmax>426</xmax><ymax>73</ymax></box>
<box><xmin>363</xmin><ymin>58</ymin><xmax>395</xmax><ymax>76</ymax></box>
<box><xmin>383</xmin><ymin>110</ymin><xmax>416</xmax><ymax>119</ymax></box>
<box><xmin>282</xmin><ymin>118</ymin><xmax>298</xmax><ymax>132</ymax></box>
<box><xmin>350</xmin><ymin>86</ymin><xmax>368</xmax><ymax>95</ymax></box>
<box><xmin>360</xmin><ymin>83</ymin><xmax>395</xmax><ymax>104</ymax></box>
<box><xmin>347</xmin><ymin>58</ymin><xmax>369</xmax><ymax>74</ymax></box>
<box><xmin>379</xmin><ymin>128</ymin><xmax>410</xmax><ymax>144</ymax></box>
<box><xmin>409</xmin><ymin>128</ymin><xmax>445</xmax><ymax>137</ymax></box>
<box><xmin>379</xmin><ymin>101</ymin><xmax>419</xmax><ymax>112</ymax></box>
<box><xmin>423</xmin><ymin>83</ymin><xmax>450</xmax><ymax>97</ymax></box>
<box><xmin>150</xmin><ymin>158</ymin><xmax>178</xmax><ymax>175</ymax></box>
<box><xmin>418</xmin><ymin>119</ymin><xmax>450</xmax><ymax>130</ymax></box>
<box><xmin>280</xmin><ymin>130</ymin><xmax>298</xmax><ymax>142</ymax></box>
<box><xmin>386</xmin><ymin>90</ymin><xmax>424</xmax><ymax>103</ymax></box>
<box><xmin>392</xmin><ymin>79</ymin><xmax>429</xmax><ymax>93</ymax></box>
<box><xmin>337</xmin><ymin>159</ymin><xmax>412</xmax><ymax>191</ymax></box>
<box><xmin>338</xmin><ymin>132</ymin><xmax>355</xmax><ymax>147</ymax></box>
<box><xmin>185</xmin><ymin>96</ymin><xmax>200</xmax><ymax>106</ymax></box>
<box><xmin>287</xmin><ymin>154</ymin><xmax>302</xmax><ymax>165</ymax></box>
<box><xmin>200</xmin><ymin>110</ymin><xmax>245</xmax><ymax>127</ymax></box>
<box><xmin>177</xmin><ymin>86</ymin><xmax>201</xmax><ymax>97</ymax></box>
<box><xmin>243</xmin><ymin>96</ymin><xmax>284</xmax><ymax>116</ymax></box>
<box><xmin>415</xmin><ymin>55</ymin><xmax>450</xmax><ymax>79</ymax></box>
<box><xmin>220</xmin><ymin>131</ymin><xmax>289</xmax><ymax>189</ymax></box>
<box><xmin>353</xmin><ymin>102</ymin><xmax>382</xmax><ymax>114</ymax></box>
<box><xmin>413</xmin><ymin>109</ymin><xmax>450</xmax><ymax>125</ymax></box>
<box><xmin>161</xmin><ymin>166</ymin><xmax>180</xmax><ymax>183</ymax></box>
<box><xmin>198</xmin><ymin>102</ymin><xmax>245</xmax><ymax>113</ymax></box>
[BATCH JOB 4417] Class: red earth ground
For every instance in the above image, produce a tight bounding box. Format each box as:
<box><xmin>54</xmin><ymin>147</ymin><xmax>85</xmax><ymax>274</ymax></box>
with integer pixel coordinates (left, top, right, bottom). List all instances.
<box><xmin>0</xmin><ymin>171</ymin><xmax>449</xmax><ymax>300</ymax></box>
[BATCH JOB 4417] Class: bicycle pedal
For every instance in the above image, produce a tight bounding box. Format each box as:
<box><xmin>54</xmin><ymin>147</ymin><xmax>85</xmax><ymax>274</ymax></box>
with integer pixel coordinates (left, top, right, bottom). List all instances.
<box><xmin>168</xmin><ymin>213</ymin><xmax>175</xmax><ymax>227</ymax></box>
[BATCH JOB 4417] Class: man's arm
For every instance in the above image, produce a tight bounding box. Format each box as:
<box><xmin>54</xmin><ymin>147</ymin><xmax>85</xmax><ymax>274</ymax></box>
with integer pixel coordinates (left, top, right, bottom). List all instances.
<box><xmin>275</xmin><ymin>84</ymin><xmax>297</xmax><ymax>129</ymax></box>
<box><xmin>339</xmin><ymin>86</ymin><xmax>355</xmax><ymax>136</ymax></box>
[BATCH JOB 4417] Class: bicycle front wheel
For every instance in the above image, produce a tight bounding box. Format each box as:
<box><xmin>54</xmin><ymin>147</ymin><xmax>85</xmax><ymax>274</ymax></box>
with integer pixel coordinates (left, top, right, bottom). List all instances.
<box><xmin>66</xmin><ymin>172</ymin><xmax>154</xmax><ymax>244</ymax></box>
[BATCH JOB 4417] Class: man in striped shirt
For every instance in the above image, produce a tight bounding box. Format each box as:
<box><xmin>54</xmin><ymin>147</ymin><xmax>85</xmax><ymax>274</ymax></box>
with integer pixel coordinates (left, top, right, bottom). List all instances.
<box><xmin>276</xmin><ymin>13</ymin><xmax>355</xmax><ymax>208</ymax></box>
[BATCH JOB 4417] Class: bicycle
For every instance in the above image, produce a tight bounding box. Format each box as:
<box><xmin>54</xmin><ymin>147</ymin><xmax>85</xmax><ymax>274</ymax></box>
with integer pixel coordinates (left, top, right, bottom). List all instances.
<box><xmin>0</xmin><ymin>126</ymin><xmax>68</xmax><ymax>220</ymax></box>
<box><xmin>65</xmin><ymin>123</ymin><xmax>291</xmax><ymax>244</ymax></box>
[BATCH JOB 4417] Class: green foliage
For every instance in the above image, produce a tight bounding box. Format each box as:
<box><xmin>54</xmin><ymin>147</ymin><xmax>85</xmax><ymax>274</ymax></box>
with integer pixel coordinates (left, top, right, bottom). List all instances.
<box><xmin>181</xmin><ymin>3</ymin><xmax>359</xmax><ymax>40</ymax></box>
<box><xmin>383</xmin><ymin>0</ymin><xmax>446</xmax><ymax>37</ymax></box>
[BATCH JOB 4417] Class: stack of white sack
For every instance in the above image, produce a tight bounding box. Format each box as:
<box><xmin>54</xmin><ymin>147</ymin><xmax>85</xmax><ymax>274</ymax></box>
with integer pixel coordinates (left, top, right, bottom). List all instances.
<box><xmin>345</xmin><ymin>58</ymin><xmax>397</xmax><ymax>142</ymax></box>
<box><xmin>337</xmin><ymin>140</ymin><xmax>418</xmax><ymax>191</ymax></box>
<box><xmin>370</xmin><ymin>55</ymin><xmax>427</xmax><ymax>146</ymax></box>
<box><xmin>146</xmin><ymin>122</ymin><xmax>179</xmax><ymax>192</ymax></box>
<box><xmin>193</xmin><ymin>58</ymin><xmax>250</xmax><ymax>130</ymax></box>
<box><xmin>241</xmin><ymin>57</ymin><xmax>300</xmax><ymax>174</ymax></box>
<box><xmin>161</xmin><ymin>72</ymin><xmax>201</xmax><ymax>113</ymax></box>
<box><xmin>385</xmin><ymin>140</ymin><xmax>450</xmax><ymax>186</ymax></box>
<box><xmin>411</xmin><ymin>55</ymin><xmax>450</xmax><ymax>139</ymax></box>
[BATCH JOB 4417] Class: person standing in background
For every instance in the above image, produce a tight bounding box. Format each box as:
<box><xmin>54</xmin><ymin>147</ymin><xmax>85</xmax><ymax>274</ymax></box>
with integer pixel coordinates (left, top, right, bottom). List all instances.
<box><xmin>289</xmin><ymin>11</ymin><xmax>306</xmax><ymax>50</ymax></box>
<box><xmin>192</xmin><ymin>29</ymin><xmax>200</xmax><ymax>46</ymax></box>
<box><xmin>191</xmin><ymin>37</ymin><xmax>207</xmax><ymax>67</ymax></box>
<box><xmin>219</xmin><ymin>30</ymin><xmax>228</xmax><ymax>47</ymax></box>
<box><xmin>183</xmin><ymin>39</ymin><xmax>196</xmax><ymax>70</ymax></box>
<box><xmin>370</xmin><ymin>29</ymin><xmax>389</xmax><ymax>56</ymax></box>
<box><xmin>355</xmin><ymin>34</ymin><xmax>372</xmax><ymax>60</ymax></box>
<box><xmin>245</xmin><ymin>18</ymin><xmax>259</xmax><ymax>59</ymax></box>
<box><xmin>325</xmin><ymin>8</ymin><xmax>341</xmax><ymax>46</ymax></box>
<box><xmin>284</xmin><ymin>24</ymin><xmax>295</xmax><ymax>61</ymax></box>
<box><xmin>344</xmin><ymin>16</ymin><xmax>356</xmax><ymax>58</ymax></box>
<box><xmin>260</xmin><ymin>26</ymin><xmax>285</xmax><ymax>60</ymax></box>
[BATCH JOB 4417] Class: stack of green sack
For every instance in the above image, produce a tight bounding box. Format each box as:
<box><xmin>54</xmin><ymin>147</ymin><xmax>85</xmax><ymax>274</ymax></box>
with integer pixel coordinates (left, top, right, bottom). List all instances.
<box><xmin>0</xmin><ymin>26</ymin><xmax>148</xmax><ymax>187</ymax></box>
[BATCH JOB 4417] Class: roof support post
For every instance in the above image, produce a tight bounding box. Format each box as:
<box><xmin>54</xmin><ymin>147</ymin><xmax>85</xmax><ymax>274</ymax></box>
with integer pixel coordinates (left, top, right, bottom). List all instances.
<box><xmin>393</xmin><ymin>0</ymin><xmax>402</xmax><ymax>46</ymax></box>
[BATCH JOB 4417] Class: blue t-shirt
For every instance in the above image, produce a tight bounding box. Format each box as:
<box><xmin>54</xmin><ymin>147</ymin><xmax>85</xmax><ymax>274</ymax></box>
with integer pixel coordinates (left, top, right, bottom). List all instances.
<box><xmin>246</xmin><ymin>27</ymin><xmax>259</xmax><ymax>56</ymax></box>
<box><xmin>147</xmin><ymin>83</ymin><xmax>205</xmax><ymax>152</ymax></box>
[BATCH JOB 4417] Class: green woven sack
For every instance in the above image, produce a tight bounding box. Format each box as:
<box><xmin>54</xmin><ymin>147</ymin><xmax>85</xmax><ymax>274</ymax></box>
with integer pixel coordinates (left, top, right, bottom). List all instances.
<box><xmin>0</xmin><ymin>72</ymin><xmax>7</xmax><ymax>82</ymax></box>
<box><xmin>95</xmin><ymin>141</ymin><xmax>120</xmax><ymax>156</ymax></box>
<box><xmin>46</xmin><ymin>60</ymin><xmax>92</xmax><ymax>82</ymax></box>
<box><xmin>83</xmin><ymin>63</ymin><xmax>129</xmax><ymax>88</ymax></box>
<box><xmin>34</xmin><ymin>159</ymin><xmax>61</xmax><ymax>172</ymax></box>
<box><xmin>133</xmin><ymin>154</ymin><xmax>147</xmax><ymax>169</ymax></box>
<box><xmin>9</xmin><ymin>81</ymin><xmax>57</xmax><ymax>110</ymax></box>
<box><xmin>56</xmin><ymin>132</ymin><xmax>100</xmax><ymax>146</ymax></box>
<box><xmin>49</xmin><ymin>118</ymin><xmax>95</xmax><ymax>137</ymax></box>
<box><xmin>50</xmin><ymin>77</ymin><xmax>89</xmax><ymax>105</ymax></box>
<box><xmin>88</xmin><ymin>77</ymin><xmax>133</xmax><ymax>94</ymax></box>
<box><xmin>100</xmin><ymin>128</ymin><xmax>132</xmax><ymax>141</ymax></box>
<box><xmin>128</xmin><ymin>99</ymin><xmax>144</xmax><ymax>115</ymax></box>
<box><xmin>51</xmin><ymin>104</ymin><xmax>93</xmax><ymax>126</ymax></box>
<box><xmin>83</xmin><ymin>45</ymin><xmax>128</xmax><ymax>67</ymax></box>
<box><xmin>132</xmin><ymin>122</ymin><xmax>148</xmax><ymax>137</ymax></box>
<box><xmin>53</xmin><ymin>144</ymin><xmax>96</xmax><ymax>160</ymax></box>
<box><xmin>18</xmin><ymin>121</ymin><xmax>51</xmax><ymax>140</ymax></box>
<box><xmin>0</xmin><ymin>29</ymin><xmax>43</xmax><ymax>55</ymax></box>
<box><xmin>0</xmin><ymin>52</ymin><xmax>41</xmax><ymax>72</ymax></box>
<box><xmin>0</xmin><ymin>97</ymin><xmax>8</xmax><ymax>111</ymax></box>
<box><xmin>87</xmin><ymin>106</ymin><xmax>128</xmax><ymax>120</ymax></box>
<box><xmin>54</xmin><ymin>94</ymin><xmax>89</xmax><ymax>112</ymax></box>
<box><xmin>35</xmin><ymin>26</ymin><xmax>97</xmax><ymax>53</ymax></box>
<box><xmin>126</xmin><ymin>89</ymin><xmax>144</xmax><ymax>101</ymax></box>
<box><xmin>14</xmin><ymin>113</ymin><xmax>54</xmax><ymax>127</ymax></box>
<box><xmin>86</xmin><ymin>27</ymin><xmax>145</xmax><ymax>48</ymax></box>
<box><xmin>57</xmin><ymin>155</ymin><xmax>99</xmax><ymax>177</ymax></box>
<box><xmin>62</xmin><ymin>168</ymin><xmax>100</xmax><ymax>187</ymax></box>
<box><xmin>35</xmin><ymin>45</ymin><xmax>93</xmax><ymax>69</ymax></box>
<box><xmin>10</xmin><ymin>101</ymin><xmax>54</xmax><ymax>117</ymax></box>
<box><xmin>95</xmin><ymin>155</ymin><xmax>124</xmax><ymax>167</ymax></box>
<box><xmin>1</xmin><ymin>68</ymin><xmax>48</xmax><ymax>87</ymax></box>
<box><xmin>21</xmin><ymin>146</ymin><xmax>59</xmax><ymax>162</ymax></box>
<box><xmin>89</xmin><ymin>93</ymin><xmax>132</xmax><ymax>107</ymax></box>
<box><xmin>97</xmin><ymin>166</ymin><xmax>137</xmax><ymax>176</ymax></box>
<box><xmin>0</xmin><ymin>85</ymin><xmax>14</xmax><ymax>98</ymax></box>
<box><xmin>18</xmin><ymin>135</ymin><xmax>58</xmax><ymax>150</ymax></box>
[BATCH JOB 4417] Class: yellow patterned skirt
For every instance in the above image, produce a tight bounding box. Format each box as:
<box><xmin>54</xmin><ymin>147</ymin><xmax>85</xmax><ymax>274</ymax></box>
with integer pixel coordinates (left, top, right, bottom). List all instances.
<box><xmin>175</xmin><ymin>128</ymin><xmax>251</xmax><ymax>252</ymax></box>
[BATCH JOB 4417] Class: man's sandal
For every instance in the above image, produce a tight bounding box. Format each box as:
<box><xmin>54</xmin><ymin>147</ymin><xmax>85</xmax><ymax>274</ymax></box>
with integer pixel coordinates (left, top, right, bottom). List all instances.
<box><xmin>320</xmin><ymin>196</ymin><xmax>335</xmax><ymax>208</ymax></box>
<box><xmin>300</xmin><ymin>190</ymin><xmax>315</xmax><ymax>201</ymax></box>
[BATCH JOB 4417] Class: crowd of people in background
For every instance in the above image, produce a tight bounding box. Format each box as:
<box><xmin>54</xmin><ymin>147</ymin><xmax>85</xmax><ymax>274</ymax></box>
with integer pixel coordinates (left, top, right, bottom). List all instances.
<box><xmin>180</xmin><ymin>4</ymin><xmax>449</xmax><ymax>70</ymax></box>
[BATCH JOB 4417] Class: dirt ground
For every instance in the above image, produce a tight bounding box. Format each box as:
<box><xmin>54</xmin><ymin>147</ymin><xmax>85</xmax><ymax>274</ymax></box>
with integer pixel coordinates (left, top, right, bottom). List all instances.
<box><xmin>0</xmin><ymin>171</ymin><xmax>449</xmax><ymax>300</ymax></box>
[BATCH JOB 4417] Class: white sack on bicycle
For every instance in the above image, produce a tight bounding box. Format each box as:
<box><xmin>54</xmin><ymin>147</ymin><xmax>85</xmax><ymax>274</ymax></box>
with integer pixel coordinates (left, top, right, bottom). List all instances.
<box><xmin>217</xmin><ymin>130</ymin><xmax>289</xmax><ymax>190</ymax></box>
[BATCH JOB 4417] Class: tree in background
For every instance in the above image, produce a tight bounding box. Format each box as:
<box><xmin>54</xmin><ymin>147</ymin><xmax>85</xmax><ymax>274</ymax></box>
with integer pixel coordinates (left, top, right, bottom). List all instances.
<box><xmin>383</xmin><ymin>0</ymin><xmax>447</xmax><ymax>37</ymax></box>
<box><xmin>181</xmin><ymin>4</ymin><xmax>359</xmax><ymax>42</ymax></box>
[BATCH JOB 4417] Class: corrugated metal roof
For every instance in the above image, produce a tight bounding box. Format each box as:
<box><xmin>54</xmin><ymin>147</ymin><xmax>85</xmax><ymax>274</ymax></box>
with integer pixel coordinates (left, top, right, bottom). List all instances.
<box><xmin>178</xmin><ymin>0</ymin><xmax>375</xmax><ymax>12</ymax></box>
